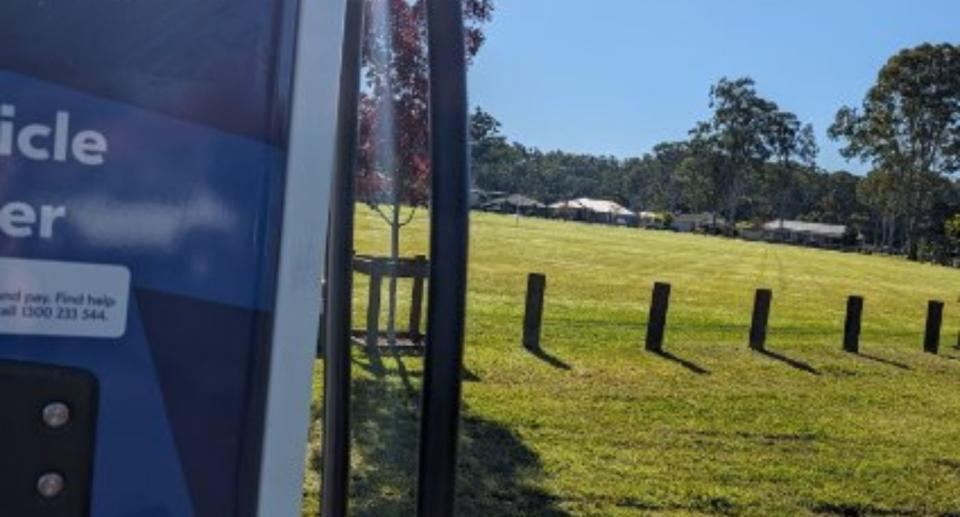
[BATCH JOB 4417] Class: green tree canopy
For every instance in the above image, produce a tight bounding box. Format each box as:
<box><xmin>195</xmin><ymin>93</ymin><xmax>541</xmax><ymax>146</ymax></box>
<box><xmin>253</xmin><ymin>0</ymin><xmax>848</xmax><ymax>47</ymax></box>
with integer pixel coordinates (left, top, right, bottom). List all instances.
<box><xmin>830</xmin><ymin>43</ymin><xmax>960</xmax><ymax>257</ymax></box>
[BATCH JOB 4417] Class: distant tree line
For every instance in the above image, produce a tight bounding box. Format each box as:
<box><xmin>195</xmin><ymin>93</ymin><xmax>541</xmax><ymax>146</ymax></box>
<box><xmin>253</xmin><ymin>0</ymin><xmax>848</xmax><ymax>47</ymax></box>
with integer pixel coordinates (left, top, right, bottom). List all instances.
<box><xmin>471</xmin><ymin>43</ymin><xmax>960</xmax><ymax>262</ymax></box>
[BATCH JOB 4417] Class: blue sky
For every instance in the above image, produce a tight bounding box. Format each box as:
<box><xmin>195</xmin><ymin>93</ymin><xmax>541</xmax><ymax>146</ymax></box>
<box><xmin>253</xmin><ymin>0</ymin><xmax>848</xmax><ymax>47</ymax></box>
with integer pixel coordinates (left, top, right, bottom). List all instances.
<box><xmin>468</xmin><ymin>0</ymin><xmax>960</xmax><ymax>174</ymax></box>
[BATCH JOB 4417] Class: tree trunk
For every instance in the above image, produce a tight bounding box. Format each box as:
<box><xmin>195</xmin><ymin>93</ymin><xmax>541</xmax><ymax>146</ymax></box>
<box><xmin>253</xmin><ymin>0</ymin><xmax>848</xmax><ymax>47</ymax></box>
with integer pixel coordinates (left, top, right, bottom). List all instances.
<box><xmin>778</xmin><ymin>161</ymin><xmax>789</xmax><ymax>230</ymax></box>
<box><xmin>387</xmin><ymin>200</ymin><xmax>400</xmax><ymax>347</ymax></box>
<box><xmin>725</xmin><ymin>189</ymin><xmax>737</xmax><ymax>234</ymax></box>
<box><xmin>905</xmin><ymin>176</ymin><xmax>919</xmax><ymax>259</ymax></box>
<box><xmin>872</xmin><ymin>216</ymin><xmax>880</xmax><ymax>247</ymax></box>
<box><xmin>882</xmin><ymin>215</ymin><xmax>890</xmax><ymax>248</ymax></box>
<box><xmin>667</xmin><ymin>173</ymin><xmax>677</xmax><ymax>214</ymax></box>
<box><xmin>906</xmin><ymin>215</ymin><xmax>919</xmax><ymax>260</ymax></box>
<box><xmin>887</xmin><ymin>215</ymin><xmax>894</xmax><ymax>248</ymax></box>
<box><xmin>905</xmin><ymin>168</ymin><xmax>926</xmax><ymax>261</ymax></box>
<box><xmin>887</xmin><ymin>215</ymin><xmax>896</xmax><ymax>250</ymax></box>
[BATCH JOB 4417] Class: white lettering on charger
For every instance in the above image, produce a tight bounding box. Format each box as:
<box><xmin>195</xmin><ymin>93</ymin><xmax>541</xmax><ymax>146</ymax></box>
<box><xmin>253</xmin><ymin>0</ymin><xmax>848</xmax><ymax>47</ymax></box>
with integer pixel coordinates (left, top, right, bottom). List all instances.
<box><xmin>0</xmin><ymin>202</ymin><xmax>66</xmax><ymax>239</ymax></box>
<box><xmin>0</xmin><ymin>103</ymin><xmax>106</xmax><ymax>240</ymax></box>
<box><xmin>0</xmin><ymin>104</ymin><xmax>108</xmax><ymax>166</ymax></box>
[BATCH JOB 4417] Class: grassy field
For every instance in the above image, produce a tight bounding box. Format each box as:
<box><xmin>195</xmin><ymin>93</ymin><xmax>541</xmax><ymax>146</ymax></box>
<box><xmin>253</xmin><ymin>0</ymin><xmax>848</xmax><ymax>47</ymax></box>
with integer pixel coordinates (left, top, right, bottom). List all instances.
<box><xmin>303</xmin><ymin>208</ymin><xmax>960</xmax><ymax>516</ymax></box>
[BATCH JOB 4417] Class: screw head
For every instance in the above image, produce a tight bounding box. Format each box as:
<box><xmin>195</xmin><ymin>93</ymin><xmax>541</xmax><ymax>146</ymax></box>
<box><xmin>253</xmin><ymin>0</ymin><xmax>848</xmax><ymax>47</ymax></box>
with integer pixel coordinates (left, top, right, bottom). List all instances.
<box><xmin>36</xmin><ymin>472</ymin><xmax>65</xmax><ymax>499</ymax></box>
<box><xmin>41</xmin><ymin>402</ymin><xmax>71</xmax><ymax>429</ymax></box>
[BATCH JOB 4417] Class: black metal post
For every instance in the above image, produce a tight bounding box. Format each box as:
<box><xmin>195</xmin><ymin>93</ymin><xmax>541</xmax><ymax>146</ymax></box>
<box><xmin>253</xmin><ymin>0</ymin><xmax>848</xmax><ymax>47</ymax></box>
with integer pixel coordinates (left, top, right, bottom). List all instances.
<box><xmin>645</xmin><ymin>282</ymin><xmax>671</xmax><ymax>352</ymax></box>
<box><xmin>417</xmin><ymin>1</ymin><xmax>470</xmax><ymax>516</ymax></box>
<box><xmin>843</xmin><ymin>295</ymin><xmax>863</xmax><ymax>353</ymax></box>
<box><xmin>523</xmin><ymin>273</ymin><xmax>547</xmax><ymax>350</ymax></box>
<box><xmin>750</xmin><ymin>289</ymin><xmax>772</xmax><ymax>351</ymax></box>
<box><xmin>924</xmin><ymin>300</ymin><xmax>944</xmax><ymax>355</ymax></box>
<box><xmin>320</xmin><ymin>1</ymin><xmax>363</xmax><ymax>515</ymax></box>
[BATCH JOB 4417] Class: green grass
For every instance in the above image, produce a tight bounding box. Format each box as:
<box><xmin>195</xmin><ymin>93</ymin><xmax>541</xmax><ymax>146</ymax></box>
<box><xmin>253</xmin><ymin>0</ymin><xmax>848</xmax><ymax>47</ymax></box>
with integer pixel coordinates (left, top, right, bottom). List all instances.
<box><xmin>304</xmin><ymin>208</ymin><xmax>960</xmax><ymax>516</ymax></box>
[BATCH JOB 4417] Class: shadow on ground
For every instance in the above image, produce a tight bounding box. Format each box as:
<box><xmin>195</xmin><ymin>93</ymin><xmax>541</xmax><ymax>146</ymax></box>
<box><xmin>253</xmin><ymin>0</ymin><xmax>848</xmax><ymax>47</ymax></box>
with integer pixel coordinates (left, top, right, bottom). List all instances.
<box><xmin>527</xmin><ymin>346</ymin><xmax>572</xmax><ymax>370</ymax></box>
<box><xmin>651</xmin><ymin>349</ymin><xmax>710</xmax><ymax>375</ymax></box>
<box><xmin>856</xmin><ymin>352</ymin><xmax>910</xmax><ymax>370</ymax></box>
<box><xmin>757</xmin><ymin>349</ymin><xmax>820</xmax><ymax>375</ymax></box>
<box><xmin>321</xmin><ymin>350</ymin><xmax>568</xmax><ymax>516</ymax></box>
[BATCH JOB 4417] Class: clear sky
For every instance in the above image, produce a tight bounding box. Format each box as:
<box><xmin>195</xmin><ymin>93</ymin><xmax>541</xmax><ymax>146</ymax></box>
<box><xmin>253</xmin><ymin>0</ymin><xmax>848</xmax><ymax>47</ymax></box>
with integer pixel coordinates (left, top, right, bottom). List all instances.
<box><xmin>468</xmin><ymin>0</ymin><xmax>960</xmax><ymax>174</ymax></box>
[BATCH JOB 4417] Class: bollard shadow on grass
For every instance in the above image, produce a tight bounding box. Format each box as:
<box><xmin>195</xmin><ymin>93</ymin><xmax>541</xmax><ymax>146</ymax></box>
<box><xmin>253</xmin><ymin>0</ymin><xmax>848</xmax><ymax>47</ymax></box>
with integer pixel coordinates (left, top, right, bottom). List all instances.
<box><xmin>351</xmin><ymin>347</ymin><xmax>482</xmax><ymax>383</ymax></box>
<box><xmin>462</xmin><ymin>366</ymin><xmax>482</xmax><ymax>382</ymax></box>
<box><xmin>650</xmin><ymin>349</ymin><xmax>710</xmax><ymax>375</ymax></box>
<box><xmin>336</xmin><ymin>354</ymin><xmax>568</xmax><ymax>517</ymax></box>
<box><xmin>526</xmin><ymin>346</ymin><xmax>572</xmax><ymax>371</ymax></box>
<box><xmin>855</xmin><ymin>352</ymin><xmax>910</xmax><ymax>370</ymax></box>
<box><xmin>756</xmin><ymin>349</ymin><xmax>820</xmax><ymax>375</ymax></box>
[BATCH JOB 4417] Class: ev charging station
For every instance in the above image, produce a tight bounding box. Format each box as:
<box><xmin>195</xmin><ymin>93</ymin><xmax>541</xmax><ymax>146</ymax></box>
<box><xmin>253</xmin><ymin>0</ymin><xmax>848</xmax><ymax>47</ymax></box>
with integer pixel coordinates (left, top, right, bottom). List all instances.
<box><xmin>0</xmin><ymin>0</ymin><xmax>341</xmax><ymax>515</ymax></box>
<box><xmin>0</xmin><ymin>0</ymin><xmax>470</xmax><ymax>516</ymax></box>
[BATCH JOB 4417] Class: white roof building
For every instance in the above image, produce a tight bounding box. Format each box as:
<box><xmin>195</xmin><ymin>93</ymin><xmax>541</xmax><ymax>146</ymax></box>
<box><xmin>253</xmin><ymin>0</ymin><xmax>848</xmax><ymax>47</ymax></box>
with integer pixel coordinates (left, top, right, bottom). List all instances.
<box><xmin>549</xmin><ymin>197</ymin><xmax>635</xmax><ymax>217</ymax></box>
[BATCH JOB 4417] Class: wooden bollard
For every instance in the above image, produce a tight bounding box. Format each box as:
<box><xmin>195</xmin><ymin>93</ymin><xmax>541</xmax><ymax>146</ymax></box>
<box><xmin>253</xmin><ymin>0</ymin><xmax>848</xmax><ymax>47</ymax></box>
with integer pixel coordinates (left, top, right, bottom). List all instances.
<box><xmin>523</xmin><ymin>273</ymin><xmax>546</xmax><ymax>350</ymax></box>
<box><xmin>843</xmin><ymin>295</ymin><xmax>864</xmax><ymax>353</ymax></box>
<box><xmin>924</xmin><ymin>300</ymin><xmax>944</xmax><ymax>354</ymax></box>
<box><xmin>645</xmin><ymin>282</ymin><xmax>671</xmax><ymax>352</ymax></box>
<box><xmin>409</xmin><ymin>255</ymin><xmax>427</xmax><ymax>339</ymax></box>
<box><xmin>365</xmin><ymin>267</ymin><xmax>383</xmax><ymax>350</ymax></box>
<box><xmin>749</xmin><ymin>289</ymin><xmax>772</xmax><ymax>351</ymax></box>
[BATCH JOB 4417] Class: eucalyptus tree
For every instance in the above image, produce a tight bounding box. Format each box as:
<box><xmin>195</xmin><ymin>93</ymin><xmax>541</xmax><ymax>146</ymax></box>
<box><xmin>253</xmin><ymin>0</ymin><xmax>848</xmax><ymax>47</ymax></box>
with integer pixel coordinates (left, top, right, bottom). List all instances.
<box><xmin>830</xmin><ymin>43</ymin><xmax>960</xmax><ymax>258</ymax></box>
<box><xmin>764</xmin><ymin>110</ymin><xmax>818</xmax><ymax>226</ymax></box>
<box><xmin>688</xmin><ymin>77</ymin><xmax>777</xmax><ymax>229</ymax></box>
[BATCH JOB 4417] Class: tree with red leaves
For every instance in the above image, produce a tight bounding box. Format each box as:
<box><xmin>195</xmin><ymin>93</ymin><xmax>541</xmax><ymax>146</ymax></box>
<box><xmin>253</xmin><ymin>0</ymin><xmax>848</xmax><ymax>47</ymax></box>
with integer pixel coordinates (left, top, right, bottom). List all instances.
<box><xmin>356</xmin><ymin>0</ymin><xmax>493</xmax><ymax>344</ymax></box>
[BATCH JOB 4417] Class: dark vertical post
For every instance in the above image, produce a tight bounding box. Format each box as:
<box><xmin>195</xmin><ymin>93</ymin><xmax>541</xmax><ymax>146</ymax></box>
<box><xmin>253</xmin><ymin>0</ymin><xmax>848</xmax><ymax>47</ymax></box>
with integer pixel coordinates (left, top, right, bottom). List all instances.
<box><xmin>409</xmin><ymin>255</ymin><xmax>426</xmax><ymax>339</ymax></box>
<box><xmin>924</xmin><ymin>300</ymin><xmax>944</xmax><ymax>354</ymax></box>
<box><xmin>365</xmin><ymin>267</ymin><xmax>382</xmax><ymax>349</ymax></box>
<box><xmin>523</xmin><ymin>273</ymin><xmax>547</xmax><ymax>350</ymax></box>
<box><xmin>418</xmin><ymin>1</ymin><xmax>470</xmax><ymax>515</ymax></box>
<box><xmin>750</xmin><ymin>289</ymin><xmax>772</xmax><ymax>351</ymax></box>
<box><xmin>645</xmin><ymin>282</ymin><xmax>671</xmax><ymax>352</ymax></box>
<box><xmin>321</xmin><ymin>0</ymin><xmax>364</xmax><ymax>515</ymax></box>
<box><xmin>843</xmin><ymin>295</ymin><xmax>864</xmax><ymax>353</ymax></box>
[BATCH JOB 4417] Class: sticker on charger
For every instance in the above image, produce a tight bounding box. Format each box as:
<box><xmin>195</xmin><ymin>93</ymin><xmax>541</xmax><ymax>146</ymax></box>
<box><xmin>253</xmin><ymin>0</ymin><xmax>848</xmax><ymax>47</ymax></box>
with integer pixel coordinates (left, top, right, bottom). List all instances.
<box><xmin>0</xmin><ymin>257</ymin><xmax>130</xmax><ymax>338</ymax></box>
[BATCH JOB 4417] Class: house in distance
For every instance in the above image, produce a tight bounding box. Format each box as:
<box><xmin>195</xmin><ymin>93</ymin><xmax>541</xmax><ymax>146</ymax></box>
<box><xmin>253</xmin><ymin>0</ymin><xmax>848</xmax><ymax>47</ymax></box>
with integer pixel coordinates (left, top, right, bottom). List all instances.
<box><xmin>550</xmin><ymin>198</ymin><xmax>639</xmax><ymax>227</ymax></box>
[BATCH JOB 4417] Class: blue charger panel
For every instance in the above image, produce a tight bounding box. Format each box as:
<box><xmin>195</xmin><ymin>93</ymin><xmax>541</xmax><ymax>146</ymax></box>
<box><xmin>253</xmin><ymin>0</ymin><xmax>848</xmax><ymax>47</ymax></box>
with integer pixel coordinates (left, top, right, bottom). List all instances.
<box><xmin>0</xmin><ymin>1</ymin><xmax>300</xmax><ymax>515</ymax></box>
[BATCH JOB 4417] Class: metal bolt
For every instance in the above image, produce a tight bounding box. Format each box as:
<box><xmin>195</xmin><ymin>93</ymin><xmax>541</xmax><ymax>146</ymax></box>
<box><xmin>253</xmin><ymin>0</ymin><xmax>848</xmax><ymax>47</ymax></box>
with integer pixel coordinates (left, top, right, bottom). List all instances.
<box><xmin>36</xmin><ymin>472</ymin><xmax>65</xmax><ymax>499</ymax></box>
<box><xmin>41</xmin><ymin>402</ymin><xmax>70</xmax><ymax>429</ymax></box>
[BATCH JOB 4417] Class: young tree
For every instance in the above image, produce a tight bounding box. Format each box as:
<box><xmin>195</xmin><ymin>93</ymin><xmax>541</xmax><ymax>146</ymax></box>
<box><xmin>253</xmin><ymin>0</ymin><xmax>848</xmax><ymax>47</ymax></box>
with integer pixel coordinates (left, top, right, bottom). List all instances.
<box><xmin>357</xmin><ymin>0</ymin><xmax>494</xmax><ymax>344</ymax></box>
<box><xmin>830</xmin><ymin>43</ymin><xmax>960</xmax><ymax>259</ymax></box>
